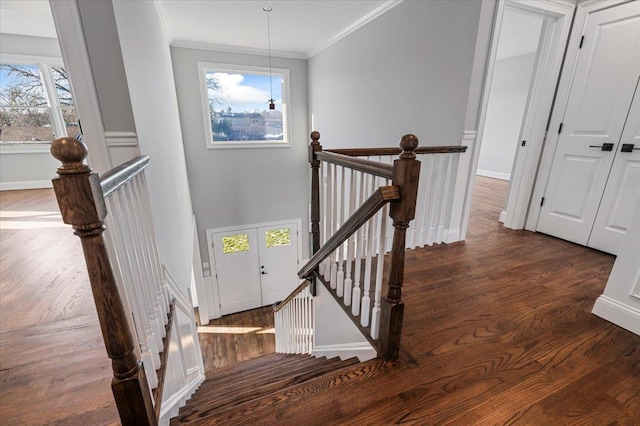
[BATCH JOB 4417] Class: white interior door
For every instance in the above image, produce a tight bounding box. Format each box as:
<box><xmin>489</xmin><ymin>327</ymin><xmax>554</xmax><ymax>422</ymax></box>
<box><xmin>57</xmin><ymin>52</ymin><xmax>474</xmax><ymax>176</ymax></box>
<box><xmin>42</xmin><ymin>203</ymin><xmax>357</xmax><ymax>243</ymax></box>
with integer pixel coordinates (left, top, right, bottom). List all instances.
<box><xmin>536</xmin><ymin>2</ymin><xmax>640</xmax><ymax>246</ymax></box>
<box><xmin>257</xmin><ymin>222</ymin><xmax>299</xmax><ymax>306</ymax></box>
<box><xmin>212</xmin><ymin>228</ymin><xmax>262</xmax><ymax>316</ymax></box>
<box><xmin>588</xmin><ymin>83</ymin><xmax>640</xmax><ymax>254</ymax></box>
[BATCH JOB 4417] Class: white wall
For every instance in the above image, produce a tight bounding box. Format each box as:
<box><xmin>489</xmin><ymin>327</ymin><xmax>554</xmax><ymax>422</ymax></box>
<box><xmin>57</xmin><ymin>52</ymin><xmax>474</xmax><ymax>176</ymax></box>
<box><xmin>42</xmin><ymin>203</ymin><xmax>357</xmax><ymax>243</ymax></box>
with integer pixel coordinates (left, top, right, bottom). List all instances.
<box><xmin>171</xmin><ymin>47</ymin><xmax>310</xmax><ymax>262</ymax></box>
<box><xmin>111</xmin><ymin>0</ymin><xmax>195</xmax><ymax>291</ymax></box>
<box><xmin>0</xmin><ymin>34</ymin><xmax>63</xmax><ymax>190</ymax></box>
<box><xmin>477</xmin><ymin>53</ymin><xmax>537</xmax><ymax>180</ymax></box>
<box><xmin>593</xmin><ymin>198</ymin><xmax>640</xmax><ymax>335</ymax></box>
<box><xmin>308</xmin><ymin>0</ymin><xmax>482</xmax><ymax>149</ymax></box>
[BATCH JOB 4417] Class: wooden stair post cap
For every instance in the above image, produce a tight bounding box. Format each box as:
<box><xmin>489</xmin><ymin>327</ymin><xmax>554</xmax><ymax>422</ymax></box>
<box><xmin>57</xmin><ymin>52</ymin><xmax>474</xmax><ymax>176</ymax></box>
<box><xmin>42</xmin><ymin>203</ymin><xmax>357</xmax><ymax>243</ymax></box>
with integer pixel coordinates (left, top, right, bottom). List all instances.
<box><xmin>51</xmin><ymin>137</ymin><xmax>90</xmax><ymax>175</ymax></box>
<box><xmin>399</xmin><ymin>134</ymin><xmax>419</xmax><ymax>159</ymax></box>
<box><xmin>310</xmin><ymin>131</ymin><xmax>321</xmax><ymax>141</ymax></box>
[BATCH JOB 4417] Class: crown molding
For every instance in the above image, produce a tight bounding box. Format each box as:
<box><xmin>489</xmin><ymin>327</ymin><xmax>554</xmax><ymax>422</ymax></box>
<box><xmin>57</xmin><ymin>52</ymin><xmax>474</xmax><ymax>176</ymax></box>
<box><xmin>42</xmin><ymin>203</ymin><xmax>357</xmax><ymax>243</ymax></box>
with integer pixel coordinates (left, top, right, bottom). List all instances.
<box><xmin>151</xmin><ymin>0</ymin><xmax>174</xmax><ymax>45</ymax></box>
<box><xmin>170</xmin><ymin>40</ymin><xmax>307</xmax><ymax>60</ymax></box>
<box><xmin>305</xmin><ymin>0</ymin><xmax>404</xmax><ymax>59</ymax></box>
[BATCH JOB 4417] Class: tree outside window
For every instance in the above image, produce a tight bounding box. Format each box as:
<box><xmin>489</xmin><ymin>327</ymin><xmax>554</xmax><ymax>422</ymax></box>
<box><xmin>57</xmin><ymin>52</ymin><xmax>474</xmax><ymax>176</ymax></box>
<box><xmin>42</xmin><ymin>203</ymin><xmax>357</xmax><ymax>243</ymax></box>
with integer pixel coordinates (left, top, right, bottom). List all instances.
<box><xmin>0</xmin><ymin>63</ymin><xmax>79</xmax><ymax>144</ymax></box>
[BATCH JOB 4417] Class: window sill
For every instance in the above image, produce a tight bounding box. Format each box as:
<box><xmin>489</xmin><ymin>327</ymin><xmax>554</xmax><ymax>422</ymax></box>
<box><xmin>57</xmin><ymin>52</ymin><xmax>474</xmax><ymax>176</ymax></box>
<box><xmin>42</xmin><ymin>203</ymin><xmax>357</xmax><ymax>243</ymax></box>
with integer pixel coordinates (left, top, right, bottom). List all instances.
<box><xmin>207</xmin><ymin>140</ymin><xmax>290</xmax><ymax>149</ymax></box>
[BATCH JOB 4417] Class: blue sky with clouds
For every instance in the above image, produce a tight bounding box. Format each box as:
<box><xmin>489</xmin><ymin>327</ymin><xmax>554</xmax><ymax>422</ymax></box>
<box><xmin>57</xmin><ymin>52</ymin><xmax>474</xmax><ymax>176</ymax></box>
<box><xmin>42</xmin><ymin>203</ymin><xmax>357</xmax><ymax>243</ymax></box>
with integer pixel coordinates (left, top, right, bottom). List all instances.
<box><xmin>207</xmin><ymin>72</ymin><xmax>283</xmax><ymax>113</ymax></box>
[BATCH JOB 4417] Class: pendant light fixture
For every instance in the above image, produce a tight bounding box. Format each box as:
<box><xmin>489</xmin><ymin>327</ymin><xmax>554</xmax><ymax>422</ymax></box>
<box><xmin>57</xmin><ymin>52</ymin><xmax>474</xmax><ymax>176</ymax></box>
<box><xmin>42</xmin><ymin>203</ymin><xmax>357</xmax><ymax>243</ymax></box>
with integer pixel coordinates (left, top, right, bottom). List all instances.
<box><xmin>263</xmin><ymin>6</ymin><xmax>276</xmax><ymax>110</ymax></box>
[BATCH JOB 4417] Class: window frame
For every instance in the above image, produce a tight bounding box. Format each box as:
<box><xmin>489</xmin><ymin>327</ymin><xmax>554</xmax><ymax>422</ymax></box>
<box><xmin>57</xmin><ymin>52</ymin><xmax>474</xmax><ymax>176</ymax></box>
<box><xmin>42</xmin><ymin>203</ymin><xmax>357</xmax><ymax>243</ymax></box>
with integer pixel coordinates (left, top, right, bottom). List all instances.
<box><xmin>0</xmin><ymin>54</ymin><xmax>76</xmax><ymax>148</ymax></box>
<box><xmin>197</xmin><ymin>62</ymin><xmax>291</xmax><ymax>149</ymax></box>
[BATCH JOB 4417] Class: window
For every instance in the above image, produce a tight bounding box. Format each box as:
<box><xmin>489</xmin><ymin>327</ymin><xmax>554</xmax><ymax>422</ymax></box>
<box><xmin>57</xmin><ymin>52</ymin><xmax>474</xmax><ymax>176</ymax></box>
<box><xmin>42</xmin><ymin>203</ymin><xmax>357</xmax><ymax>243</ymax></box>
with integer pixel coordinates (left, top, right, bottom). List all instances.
<box><xmin>0</xmin><ymin>61</ymin><xmax>78</xmax><ymax>145</ymax></box>
<box><xmin>222</xmin><ymin>233</ymin><xmax>250</xmax><ymax>254</ymax></box>
<box><xmin>198</xmin><ymin>62</ymin><xmax>290</xmax><ymax>148</ymax></box>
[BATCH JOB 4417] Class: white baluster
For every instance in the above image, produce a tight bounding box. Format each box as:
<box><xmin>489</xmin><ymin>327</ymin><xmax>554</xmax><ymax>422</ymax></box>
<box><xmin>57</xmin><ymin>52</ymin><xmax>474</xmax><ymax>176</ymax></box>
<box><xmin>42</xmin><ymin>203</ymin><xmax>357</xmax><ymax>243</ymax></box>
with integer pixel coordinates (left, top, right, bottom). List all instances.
<box><xmin>371</xmin><ymin>203</ymin><xmax>388</xmax><ymax>340</ymax></box>
<box><xmin>318</xmin><ymin>163</ymin><xmax>325</xmax><ymax>276</ymax></box>
<box><xmin>437</xmin><ymin>155</ymin><xmax>452</xmax><ymax>244</ymax></box>
<box><xmin>418</xmin><ymin>155</ymin><xmax>434</xmax><ymax>247</ymax></box>
<box><xmin>352</xmin><ymin>170</ymin><xmax>366</xmax><ymax>316</ymax></box>
<box><xmin>336</xmin><ymin>166</ymin><xmax>345</xmax><ymax>297</ymax></box>
<box><xmin>325</xmin><ymin>164</ymin><xmax>334</xmax><ymax>283</ymax></box>
<box><xmin>344</xmin><ymin>169</ymin><xmax>356</xmax><ymax>306</ymax></box>
<box><xmin>330</xmin><ymin>164</ymin><xmax>338</xmax><ymax>289</ymax></box>
<box><xmin>106</xmin><ymin>195</ymin><xmax>161</xmax><ymax>378</ymax></box>
<box><xmin>139</xmin><ymin>173</ymin><xmax>170</xmax><ymax>317</ymax></box>
<box><xmin>361</xmin><ymin>173</ymin><xmax>377</xmax><ymax>327</ymax></box>
<box><xmin>427</xmin><ymin>156</ymin><xmax>444</xmax><ymax>245</ymax></box>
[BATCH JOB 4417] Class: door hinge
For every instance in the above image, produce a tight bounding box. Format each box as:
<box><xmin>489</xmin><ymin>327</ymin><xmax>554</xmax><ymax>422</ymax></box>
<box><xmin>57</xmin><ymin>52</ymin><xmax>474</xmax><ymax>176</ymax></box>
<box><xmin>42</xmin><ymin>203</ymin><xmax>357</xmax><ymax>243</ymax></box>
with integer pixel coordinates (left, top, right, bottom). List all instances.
<box><xmin>540</xmin><ymin>197</ymin><xmax>545</xmax><ymax>207</ymax></box>
<box><xmin>521</xmin><ymin>140</ymin><xmax>527</xmax><ymax>147</ymax></box>
<box><xmin>579</xmin><ymin>35</ymin><xmax>584</xmax><ymax>49</ymax></box>
<box><xmin>558</xmin><ymin>122</ymin><xmax>563</xmax><ymax>134</ymax></box>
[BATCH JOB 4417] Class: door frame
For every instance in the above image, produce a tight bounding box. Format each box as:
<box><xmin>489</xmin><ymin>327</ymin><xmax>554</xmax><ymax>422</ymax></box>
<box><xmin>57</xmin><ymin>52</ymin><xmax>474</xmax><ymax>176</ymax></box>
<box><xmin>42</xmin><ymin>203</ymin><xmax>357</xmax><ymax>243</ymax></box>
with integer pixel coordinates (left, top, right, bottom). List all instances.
<box><xmin>527</xmin><ymin>0</ymin><xmax>634</xmax><ymax>231</ymax></box>
<box><xmin>205</xmin><ymin>218</ymin><xmax>302</xmax><ymax>318</ymax></box>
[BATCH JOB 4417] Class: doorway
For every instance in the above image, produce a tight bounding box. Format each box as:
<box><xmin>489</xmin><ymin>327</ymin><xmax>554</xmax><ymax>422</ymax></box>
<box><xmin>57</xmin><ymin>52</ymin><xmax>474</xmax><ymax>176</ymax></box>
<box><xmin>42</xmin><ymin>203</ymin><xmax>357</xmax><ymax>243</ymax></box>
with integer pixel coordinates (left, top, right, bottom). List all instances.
<box><xmin>206</xmin><ymin>220</ymin><xmax>301</xmax><ymax>316</ymax></box>
<box><xmin>468</xmin><ymin>0</ymin><xmax>574</xmax><ymax>234</ymax></box>
<box><xmin>476</xmin><ymin>7</ymin><xmax>544</xmax><ymax>223</ymax></box>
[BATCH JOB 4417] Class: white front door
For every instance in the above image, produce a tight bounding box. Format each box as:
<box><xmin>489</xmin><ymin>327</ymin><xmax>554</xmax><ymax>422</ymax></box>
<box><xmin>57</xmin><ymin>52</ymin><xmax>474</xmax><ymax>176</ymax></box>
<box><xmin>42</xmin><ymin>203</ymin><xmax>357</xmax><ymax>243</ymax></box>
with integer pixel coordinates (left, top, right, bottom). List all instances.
<box><xmin>588</xmin><ymin>86</ymin><xmax>640</xmax><ymax>254</ymax></box>
<box><xmin>257</xmin><ymin>223</ymin><xmax>299</xmax><ymax>306</ymax></box>
<box><xmin>212</xmin><ymin>228</ymin><xmax>262</xmax><ymax>316</ymax></box>
<box><xmin>536</xmin><ymin>2</ymin><xmax>640</xmax><ymax>250</ymax></box>
<box><xmin>209</xmin><ymin>220</ymin><xmax>301</xmax><ymax>316</ymax></box>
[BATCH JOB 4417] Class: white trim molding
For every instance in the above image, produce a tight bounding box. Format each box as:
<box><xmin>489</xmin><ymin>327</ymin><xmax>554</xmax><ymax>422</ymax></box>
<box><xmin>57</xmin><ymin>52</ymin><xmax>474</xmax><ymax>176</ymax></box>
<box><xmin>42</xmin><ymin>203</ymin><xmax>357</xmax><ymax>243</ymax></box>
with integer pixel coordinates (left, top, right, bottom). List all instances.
<box><xmin>105</xmin><ymin>131</ymin><xmax>139</xmax><ymax>147</ymax></box>
<box><xmin>312</xmin><ymin>342</ymin><xmax>377</xmax><ymax>363</ymax></box>
<box><xmin>476</xmin><ymin>169</ymin><xmax>510</xmax><ymax>181</ymax></box>
<box><xmin>172</xmin><ymin>40</ymin><xmax>307</xmax><ymax>60</ymax></box>
<box><xmin>592</xmin><ymin>295</ymin><xmax>640</xmax><ymax>336</ymax></box>
<box><xmin>0</xmin><ymin>180</ymin><xmax>53</xmax><ymax>191</ymax></box>
<box><xmin>0</xmin><ymin>144</ymin><xmax>52</xmax><ymax>154</ymax></box>
<box><xmin>306</xmin><ymin>0</ymin><xmax>404</xmax><ymax>59</ymax></box>
<box><xmin>443</xmin><ymin>228</ymin><xmax>461</xmax><ymax>244</ymax></box>
<box><xmin>49</xmin><ymin>0</ymin><xmax>112</xmax><ymax>173</ymax></box>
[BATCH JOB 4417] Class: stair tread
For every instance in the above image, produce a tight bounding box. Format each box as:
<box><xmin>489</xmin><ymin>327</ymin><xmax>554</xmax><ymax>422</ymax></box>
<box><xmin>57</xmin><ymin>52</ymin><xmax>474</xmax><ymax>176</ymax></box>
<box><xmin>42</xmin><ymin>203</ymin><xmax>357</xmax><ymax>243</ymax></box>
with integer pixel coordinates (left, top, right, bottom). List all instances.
<box><xmin>172</xmin><ymin>357</ymin><xmax>387</xmax><ymax>425</ymax></box>
<box><xmin>186</xmin><ymin>355</ymin><xmax>344</xmax><ymax>404</ymax></box>
<box><xmin>177</xmin><ymin>356</ymin><xmax>360</xmax><ymax>421</ymax></box>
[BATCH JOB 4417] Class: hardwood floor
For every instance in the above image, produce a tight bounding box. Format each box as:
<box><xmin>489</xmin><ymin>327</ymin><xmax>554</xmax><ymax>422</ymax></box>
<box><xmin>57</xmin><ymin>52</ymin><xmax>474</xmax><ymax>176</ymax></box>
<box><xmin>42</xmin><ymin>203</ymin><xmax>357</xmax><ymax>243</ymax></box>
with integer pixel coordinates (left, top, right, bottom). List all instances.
<box><xmin>0</xmin><ymin>189</ymin><xmax>118</xmax><ymax>425</ymax></box>
<box><xmin>3</xmin><ymin>177</ymin><xmax>639</xmax><ymax>425</ymax></box>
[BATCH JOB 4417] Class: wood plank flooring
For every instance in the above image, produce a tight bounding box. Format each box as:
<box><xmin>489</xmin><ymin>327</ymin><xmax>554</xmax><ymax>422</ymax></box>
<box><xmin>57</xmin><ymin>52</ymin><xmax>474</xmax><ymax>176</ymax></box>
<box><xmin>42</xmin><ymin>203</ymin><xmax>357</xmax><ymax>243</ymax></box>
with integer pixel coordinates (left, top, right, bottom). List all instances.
<box><xmin>3</xmin><ymin>177</ymin><xmax>640</xmax><ymax>425</ymax></box>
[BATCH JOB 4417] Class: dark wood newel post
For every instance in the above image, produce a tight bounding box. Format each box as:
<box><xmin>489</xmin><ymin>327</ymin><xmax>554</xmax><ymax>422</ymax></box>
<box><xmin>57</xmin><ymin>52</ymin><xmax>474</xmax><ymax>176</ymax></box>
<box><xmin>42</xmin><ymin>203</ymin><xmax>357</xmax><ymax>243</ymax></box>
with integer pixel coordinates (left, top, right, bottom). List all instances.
<box><xmin>309</xmin><ymin>131</ymin><xmax>323</xmax><ymax>296</ymax></box>
<box><xmin>380</xmin><ymin>134</ymin><xmax>421</xmax><ymax>360</ymax></box>
<box><xmin>50</xmin><ymin>137</ymin><xmax>156</xmax><ymax>426</ymax></box>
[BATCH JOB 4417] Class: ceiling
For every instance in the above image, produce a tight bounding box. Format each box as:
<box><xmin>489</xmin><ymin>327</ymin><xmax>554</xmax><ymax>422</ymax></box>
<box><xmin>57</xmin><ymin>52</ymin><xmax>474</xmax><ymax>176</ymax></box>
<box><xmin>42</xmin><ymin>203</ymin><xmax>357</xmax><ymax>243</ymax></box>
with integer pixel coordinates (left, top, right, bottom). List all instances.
<box><xmin>0</xmin><ymin>0</ymin><xmax>401</xmax><ymax>59</ymax></box>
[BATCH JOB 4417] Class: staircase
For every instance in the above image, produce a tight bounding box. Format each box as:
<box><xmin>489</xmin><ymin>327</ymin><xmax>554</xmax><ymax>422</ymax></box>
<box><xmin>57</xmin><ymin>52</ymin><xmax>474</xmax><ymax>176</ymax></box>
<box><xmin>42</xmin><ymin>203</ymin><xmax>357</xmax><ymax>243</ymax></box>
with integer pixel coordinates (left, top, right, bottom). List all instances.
<box><xmin>171</xmin><ymin>353</ymin><xmax>366</xmax><ymax>424</ymax></box>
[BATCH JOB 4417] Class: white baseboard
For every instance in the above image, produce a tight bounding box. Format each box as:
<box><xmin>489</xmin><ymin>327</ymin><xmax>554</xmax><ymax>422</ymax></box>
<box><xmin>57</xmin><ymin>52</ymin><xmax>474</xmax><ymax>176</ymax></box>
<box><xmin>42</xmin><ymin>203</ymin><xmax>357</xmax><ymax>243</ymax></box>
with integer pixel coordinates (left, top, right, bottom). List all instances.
<box><xmin>476</xmin><ymin>169</ymin><xmax>511</xmax><ymax>181</ymax></box>
<box><xmin>312</xmin><ymin>342</ymin><xmax>377</xmax><ymax>362</ymax></box>
<box><xmin>499</xmin><ymin>210</ymin><xmax>507</xmax><ymax>223</ymax></box>
<box><xmin>592</xmin><ymin>295</ymin><xmax>640</xmax><ymax>336</ymax></box>
<box><xmin>443</xmin><ymin>228</ymin><xmax>461</xmax><ymax>244</ymax></box>
<box><xmin>1</xmin><ymin>180</ymin><xmax>53</xmax><ymax>191</ymax></box>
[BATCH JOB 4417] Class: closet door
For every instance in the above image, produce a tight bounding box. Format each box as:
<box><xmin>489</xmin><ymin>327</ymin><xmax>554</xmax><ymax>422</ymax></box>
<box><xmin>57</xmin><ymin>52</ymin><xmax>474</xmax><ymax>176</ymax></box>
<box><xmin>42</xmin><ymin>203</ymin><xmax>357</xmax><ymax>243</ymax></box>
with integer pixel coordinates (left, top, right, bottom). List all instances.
<box><xmin>588</xmin><ymin>82</ymin><xmax>640</xmax><ymax>254</ymax></box>
<box><xmin>536</xmin><ymin>2</ymin><xmax>640</xmax><ymax>247</ymax></box>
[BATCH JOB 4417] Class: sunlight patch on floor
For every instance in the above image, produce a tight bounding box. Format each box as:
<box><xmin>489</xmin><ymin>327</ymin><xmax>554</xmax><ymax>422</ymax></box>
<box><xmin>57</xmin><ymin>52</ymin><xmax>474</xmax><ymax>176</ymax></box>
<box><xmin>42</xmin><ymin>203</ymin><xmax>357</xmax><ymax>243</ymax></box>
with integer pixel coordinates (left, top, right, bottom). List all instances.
<box><xmin>197</xmin><ymin>325</ymin><xmax>275</xmax><ymax>334</ymax></box>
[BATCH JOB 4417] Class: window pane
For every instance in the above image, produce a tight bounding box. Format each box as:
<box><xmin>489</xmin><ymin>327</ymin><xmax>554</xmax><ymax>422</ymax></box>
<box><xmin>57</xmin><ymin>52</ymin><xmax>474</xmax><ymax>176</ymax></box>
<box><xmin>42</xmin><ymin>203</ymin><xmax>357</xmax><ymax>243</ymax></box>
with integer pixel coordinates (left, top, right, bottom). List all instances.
<box><xmin>51</xmin><ymin>67</ymin><xmax>73</xmax><ymax>106</ymax></box>
<box><xmin>222</xmin><ymin>234</ymin><xmax>250</xmax><ymax>254</ymax></box>
<box><xmin>205</xmin><ymin>71</ymin><xmax>284</xmax><ymax>142</ymax></box>
<box><xmin>0</xmin><ymin>107</ymin><xmax>54</xmax><ymax>143</ymax></box>
<box><xmin>62</xmin><ymin>107</ymin><xmax>80</xmax><ymax>137</ymax></box>
<box><xmin>265</xmin><ymin>228</ymin><xmax>291</xmax><ymax>247</ymax></box>
<box><xmin>0</xmin><ymin>64</ymin><xmax>47</xmax><ymax>107</ymax></box>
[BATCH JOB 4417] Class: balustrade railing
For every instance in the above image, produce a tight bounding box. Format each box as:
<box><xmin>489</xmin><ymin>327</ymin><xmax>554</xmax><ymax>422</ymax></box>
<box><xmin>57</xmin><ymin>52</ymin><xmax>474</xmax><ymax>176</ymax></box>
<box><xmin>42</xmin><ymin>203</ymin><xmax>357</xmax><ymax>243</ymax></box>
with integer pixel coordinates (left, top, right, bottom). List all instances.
<box><xmin>274</xmin><ymin>281</ymin><xmax>313</xmax><ymax>354</ymax></box>
<box><xmin>296</xmin><ymin>131</ymin><xmax>466</xmax><ymax>360</ymax></box>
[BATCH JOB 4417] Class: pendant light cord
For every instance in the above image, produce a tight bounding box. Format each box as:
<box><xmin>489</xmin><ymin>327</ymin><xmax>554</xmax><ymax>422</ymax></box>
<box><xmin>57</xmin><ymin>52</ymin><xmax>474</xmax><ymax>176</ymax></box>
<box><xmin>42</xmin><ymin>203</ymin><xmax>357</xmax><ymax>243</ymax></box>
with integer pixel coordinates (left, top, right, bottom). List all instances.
<box><xmin>266</xmin><ymin>9</ymin><xmax>273</xmax><ymax>102</ymax></box>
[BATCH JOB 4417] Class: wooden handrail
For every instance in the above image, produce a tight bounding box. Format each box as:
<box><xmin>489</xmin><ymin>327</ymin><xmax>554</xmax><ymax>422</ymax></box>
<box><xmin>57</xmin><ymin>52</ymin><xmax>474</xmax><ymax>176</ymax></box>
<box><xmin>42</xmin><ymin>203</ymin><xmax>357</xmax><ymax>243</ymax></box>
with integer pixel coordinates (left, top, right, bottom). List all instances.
<box><xmin>326</xmin><ymin>145</ymin><xmax>467</xmax><ymax>157</ymax></box>
<box><xmin>298</xmin><ymin>185</ymin><xmax>400</xmax><ymax>279</ymax></box>
<box><xmin>273</xmin><ymin>280</ymin><xmax>310</xmax><ymax>313</ymax></box>
<box><xmin>316</xmin><ymin>151</ymin><xmax>394</xmax><ymax>179</ymax></box>
<box><xmin>50</xmin><ymin>137</ymin><xmax>156</xmax><ymax>425</ymax></box>
<box><xmin>101</xmin><ymin>155</ymin><xmax>150</xmax><ymax>197</ymax></box>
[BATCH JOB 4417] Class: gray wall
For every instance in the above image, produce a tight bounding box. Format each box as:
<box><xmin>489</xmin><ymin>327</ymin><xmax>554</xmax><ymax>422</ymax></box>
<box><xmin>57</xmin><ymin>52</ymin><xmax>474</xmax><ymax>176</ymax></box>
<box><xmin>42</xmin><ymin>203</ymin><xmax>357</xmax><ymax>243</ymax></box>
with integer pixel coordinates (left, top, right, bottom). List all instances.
<box><xmin>477</xmin><ymin>53</ymin><xmax>537</xmax><ymax>179</ymax></box>
<box><xmin>308</xmin><ymin>0</ymin><xmax>482</xmax><ymax>149</ymax></box>
<box><xmin>171</xmin><ymin>47</ymin><xmax>310</xmax><ymax>261</ymax></box>
<box><xmin>77</xmin><ymin>0</ymin><xmax>136</xmax><ymax>134</ymax></box>
<box><xmin>112</xmin><ymin>0</ymin><xmax>195</xmax><ymax>290</ymax></box>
